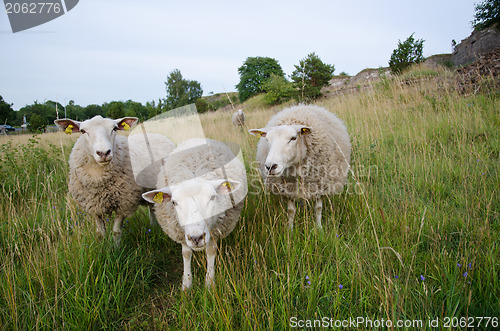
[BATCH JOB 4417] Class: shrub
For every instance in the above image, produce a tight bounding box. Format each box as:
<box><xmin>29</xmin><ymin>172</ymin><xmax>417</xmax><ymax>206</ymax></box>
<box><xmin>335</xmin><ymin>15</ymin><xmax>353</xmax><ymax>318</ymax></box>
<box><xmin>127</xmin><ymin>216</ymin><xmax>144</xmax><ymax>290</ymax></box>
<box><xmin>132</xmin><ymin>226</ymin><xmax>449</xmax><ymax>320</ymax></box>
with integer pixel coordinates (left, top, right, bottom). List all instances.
<box><xmin>291</xmin><ymin>52</ymin><xmax>334</xmax><ymax>102</ymax></box>
<box><xmin>389</xmin><ymin>33</ymin><xmax>425</xmax><ymax>74</ymax></box>
<box><xmin>262</xmin><ymin>74</ymin><xmax>295</xmax><ymax>105</ymax></box>
<box><xmin>472</xmin><ymin>0</ymin><xmax>500</xmax><ymax>31</ymax></box>
<box><xmin>195</xmin><ymin>98</ymin><xmax>209</xmax><ymax>113</ymax></box>
<box><xmin>236</xmin><ymin>57</ymin><xmax>285</xmax><ymax>102</ymax></box>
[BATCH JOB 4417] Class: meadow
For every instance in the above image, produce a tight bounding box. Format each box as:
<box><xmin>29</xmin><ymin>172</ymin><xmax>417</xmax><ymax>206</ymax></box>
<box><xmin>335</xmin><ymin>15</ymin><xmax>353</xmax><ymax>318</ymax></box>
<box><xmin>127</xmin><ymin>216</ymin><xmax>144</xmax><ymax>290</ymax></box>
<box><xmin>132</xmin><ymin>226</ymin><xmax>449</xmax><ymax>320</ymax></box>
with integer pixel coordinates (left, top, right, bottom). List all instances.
<box><xmin>0</xmin><ymin>66</ymin><xmax>498</xmax><ymax>330</ymax></box>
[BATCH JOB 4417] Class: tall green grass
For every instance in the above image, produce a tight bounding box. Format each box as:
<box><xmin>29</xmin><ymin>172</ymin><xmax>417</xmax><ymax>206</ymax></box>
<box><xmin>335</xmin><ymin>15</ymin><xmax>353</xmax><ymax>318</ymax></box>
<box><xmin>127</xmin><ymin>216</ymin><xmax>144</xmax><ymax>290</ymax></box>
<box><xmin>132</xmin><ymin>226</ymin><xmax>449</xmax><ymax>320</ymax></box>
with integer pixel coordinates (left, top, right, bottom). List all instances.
<box><xmin>0</xmin><ymin>69</ymin><xmax>498</xmax><ymax>329</ymax></box>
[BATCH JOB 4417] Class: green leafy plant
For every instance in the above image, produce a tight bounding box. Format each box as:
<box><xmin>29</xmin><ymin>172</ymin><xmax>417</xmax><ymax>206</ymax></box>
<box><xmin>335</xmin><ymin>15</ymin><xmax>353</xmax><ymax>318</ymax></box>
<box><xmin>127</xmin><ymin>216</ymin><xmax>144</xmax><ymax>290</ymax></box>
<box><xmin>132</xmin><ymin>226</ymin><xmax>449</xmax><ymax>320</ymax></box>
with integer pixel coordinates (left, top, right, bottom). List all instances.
<box><xmin>236</xmin><ymin>57</ymin><xmax>285</xmax><ymax>102</ymax></box>
<box><xmin>262</xmin><ymin>74</ymin><xmax>295</xmax><ymax>105</ymax></box>
<box><xmin>389</xmin><ymin>33</ymin><xmax>425</xmax><ymax>74</ymax></box>
<box><xmin>291</xmin><ymin>52</ymin><xmax>334</xmax><ymax>102</ymax></box>
<box><xmin>472</xmin><ymin>0</ymin><xmax>500</xmax><ymax>30</ymax></box>
<box><xmin>164</xmin><ymin>69</ymin><xmax>203</xmax><ymax>110</ymax></box>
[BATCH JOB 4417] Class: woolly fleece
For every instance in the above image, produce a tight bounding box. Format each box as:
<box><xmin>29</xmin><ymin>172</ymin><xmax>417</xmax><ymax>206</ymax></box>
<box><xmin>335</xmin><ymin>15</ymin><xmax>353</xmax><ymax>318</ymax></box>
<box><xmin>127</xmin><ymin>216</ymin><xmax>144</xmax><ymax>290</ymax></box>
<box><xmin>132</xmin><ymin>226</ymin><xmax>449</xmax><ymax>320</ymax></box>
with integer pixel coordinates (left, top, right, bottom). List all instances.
<box><xmin>256</xmin><ymin>104</ymin><xmax>351</xmax><ymax>200</ymax></box>
<box><xmin>153</xmin><ymin>138</ymin><xmax>247</xmax><ymax>244</ymax></box>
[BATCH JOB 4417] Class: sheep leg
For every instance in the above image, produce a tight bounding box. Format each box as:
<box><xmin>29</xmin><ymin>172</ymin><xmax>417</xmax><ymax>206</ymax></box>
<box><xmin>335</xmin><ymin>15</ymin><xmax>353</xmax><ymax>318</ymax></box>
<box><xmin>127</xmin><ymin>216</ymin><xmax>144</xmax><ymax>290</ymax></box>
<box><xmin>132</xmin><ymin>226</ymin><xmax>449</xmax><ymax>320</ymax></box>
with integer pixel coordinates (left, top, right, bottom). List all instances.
<box><xmin>205</xmin><ymin>240</ymin><xmax>217</xmax><ymax>289</ymax></box>
<box><xmin>314</xmin><ymin>197</ymin><xmax>323</xmax><ymax>229</ymax></box>
<box><xmin>287</xmin><ymin>199</ymin><xmax>297</xmax><ymax>229</ymax></box>
<box><xmin>112</xmin><ymin>215</ymin><xmax>124</xmax><ymax>247</ymax></box>
<box><xmin>148</xmin><ymin>205</ymin><xmax>158</xmax><ymax>227</ymax></box>
<box><xmin>95</xmin><ymin>216</ymin><xmax>106</xmax><ymax>238</ymax></box>
<box><xmin>182</xmin><ymin>243</ymin><xmax>193</xmax><ymax>291</ymax></box>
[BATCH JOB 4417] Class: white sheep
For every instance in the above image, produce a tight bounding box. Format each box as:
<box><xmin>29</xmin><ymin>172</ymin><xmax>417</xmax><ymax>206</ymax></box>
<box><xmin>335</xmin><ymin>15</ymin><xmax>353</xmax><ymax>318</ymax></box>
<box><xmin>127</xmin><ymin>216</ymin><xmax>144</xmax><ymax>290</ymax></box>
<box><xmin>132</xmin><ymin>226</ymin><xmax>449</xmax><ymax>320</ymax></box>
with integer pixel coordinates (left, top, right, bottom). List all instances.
<box><xmin>142</xmin><ymin>138</ymin><xmax>247</xmax><ymax>290</ymax></box>
<box><xmin>232</xmin><ymin>109</ymin><xmax>245</xmax><ymax>127</ymax></box>
<box><xmin>249</xmin><ymin>104</ymin><xmax>351</xmax><ymax>229</ymax></box>
<box><xmin>55</xmin><ymin>116</ymin><xmax>175</xmax><ymax>246</ymax></box>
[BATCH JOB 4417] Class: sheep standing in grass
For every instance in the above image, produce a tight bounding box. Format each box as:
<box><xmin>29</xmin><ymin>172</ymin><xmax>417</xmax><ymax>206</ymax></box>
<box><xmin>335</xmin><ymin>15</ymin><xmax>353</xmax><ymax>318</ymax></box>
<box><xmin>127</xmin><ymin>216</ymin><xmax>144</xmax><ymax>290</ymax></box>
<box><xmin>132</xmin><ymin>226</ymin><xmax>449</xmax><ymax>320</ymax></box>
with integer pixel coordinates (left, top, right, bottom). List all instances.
<box><xmin>55</xmin><ymin>116</ymin><xmax>175</xmax><ymax>246</ymax></box>
<box><xmin>249</xmin><ymin>105</ymin><xmax>351</xmax><ymax>229</ymax></box>
<box><xmin>232</xmin><ymin>109</ymin><xmax>245</xmax><ymax>127</ymax></box>
<box><xmin>142</xmin><ymin>138</ymin><xmax>247</xmax><ymax>290</ymax></box>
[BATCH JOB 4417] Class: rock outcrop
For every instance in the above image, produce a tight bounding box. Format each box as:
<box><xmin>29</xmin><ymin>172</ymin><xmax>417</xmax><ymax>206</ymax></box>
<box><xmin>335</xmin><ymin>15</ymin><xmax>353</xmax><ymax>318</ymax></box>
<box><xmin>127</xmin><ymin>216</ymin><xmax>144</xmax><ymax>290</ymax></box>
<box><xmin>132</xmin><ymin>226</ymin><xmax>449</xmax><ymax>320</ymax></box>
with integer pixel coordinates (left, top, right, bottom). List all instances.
<box><xmin>452</xmin><ymin>25</ymin><xmax>500</xmax><ymax>66</ymax></box>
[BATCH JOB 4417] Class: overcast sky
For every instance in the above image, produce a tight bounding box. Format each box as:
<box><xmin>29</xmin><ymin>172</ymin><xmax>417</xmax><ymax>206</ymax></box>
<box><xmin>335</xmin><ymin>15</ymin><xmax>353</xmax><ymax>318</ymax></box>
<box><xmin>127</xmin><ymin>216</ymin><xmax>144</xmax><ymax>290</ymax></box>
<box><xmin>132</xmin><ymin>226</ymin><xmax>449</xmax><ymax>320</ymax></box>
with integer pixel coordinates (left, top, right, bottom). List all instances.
<box><xmin>1</xmin><ymin>0</ymin><xmax>475</xmax><ymax>110</ymax></box>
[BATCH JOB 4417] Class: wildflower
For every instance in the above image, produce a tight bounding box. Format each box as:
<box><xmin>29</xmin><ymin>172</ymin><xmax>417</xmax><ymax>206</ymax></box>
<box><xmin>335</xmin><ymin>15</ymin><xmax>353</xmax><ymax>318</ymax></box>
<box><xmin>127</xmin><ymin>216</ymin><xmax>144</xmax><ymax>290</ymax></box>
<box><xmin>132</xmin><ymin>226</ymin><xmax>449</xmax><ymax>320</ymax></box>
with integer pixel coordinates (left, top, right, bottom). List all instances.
<box><xmin>336</xmin><ymin>234</ymin><xmax>339</xmax><ymax>238</ymax></box>
<box><xmin>395</xmin><ymin>275</ymin><xmax>399</xmax><ymax>279</ymax></box>
<box><xmin>420</xmin><ymin>275</ymin><xmax>425</xmax><ymax>281</ymax></box>
<box><xmin>339</xmin><ymin>284</ymin><xmax>343</xmax><ymax>289</ymax></box>
<box><xmin>457</xmin><ymin>263</ymin><xmax>462</xmax><ymax>268</ymax></box>
<box><xmin>468</xmin><ymin>263</ymin><xmax>472</xmax><ymax>269</ymax></box>
<box><xmin>477</xmin><ymin>159</ymin><xmax>480</xmax><ymax>162</ymax></box>
<box><xmin>305</xmin><ymin>275</ymin><xmax>309</xmax><ymax>280</ymax></box>
<box><xmin>148</xmin><ymin>229</ymin><xmax>151</xmax><ymax>232</ymax></box>
<box><xmin>307</xmin><ymin>280</ymin><xmax>311</xmax><ymax>285</ymax></box>
<box><xmin>463</xmin><ymin>272</ymin><xmax>468</xmax><ymax>277</ymax></box>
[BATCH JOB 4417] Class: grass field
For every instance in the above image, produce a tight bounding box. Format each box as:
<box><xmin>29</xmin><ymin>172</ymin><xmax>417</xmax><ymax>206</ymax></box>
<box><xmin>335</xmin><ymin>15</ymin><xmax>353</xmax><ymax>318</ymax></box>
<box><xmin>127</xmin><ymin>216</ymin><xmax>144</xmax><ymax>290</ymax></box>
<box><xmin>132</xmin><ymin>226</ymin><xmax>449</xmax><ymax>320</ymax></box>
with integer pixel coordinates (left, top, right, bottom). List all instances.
<box><xmin>0</xmin><ymin>67</ymin><xmax>499</xmax><ymax>330</ymax></box>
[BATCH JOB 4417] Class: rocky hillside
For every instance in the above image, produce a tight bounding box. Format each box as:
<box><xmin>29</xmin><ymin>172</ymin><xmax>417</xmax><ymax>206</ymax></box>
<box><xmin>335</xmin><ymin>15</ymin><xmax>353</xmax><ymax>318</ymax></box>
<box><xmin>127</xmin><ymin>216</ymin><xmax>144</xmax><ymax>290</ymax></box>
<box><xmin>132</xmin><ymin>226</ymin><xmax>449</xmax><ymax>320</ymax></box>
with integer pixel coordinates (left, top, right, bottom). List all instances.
<box><xmin>453</xmin><ymin>24</ymin><xmax>500</xmax><ymax>66</ymax></box>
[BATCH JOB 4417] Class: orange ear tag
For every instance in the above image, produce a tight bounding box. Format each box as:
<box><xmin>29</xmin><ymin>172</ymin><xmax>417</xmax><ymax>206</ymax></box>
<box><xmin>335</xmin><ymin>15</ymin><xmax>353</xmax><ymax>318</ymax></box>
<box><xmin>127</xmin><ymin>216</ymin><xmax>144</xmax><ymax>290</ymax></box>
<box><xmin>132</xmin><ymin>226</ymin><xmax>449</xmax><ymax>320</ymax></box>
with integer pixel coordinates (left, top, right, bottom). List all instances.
<box><xmin>153</xmin><ymin>192</ymin><xmax>164</xmax><ymax>203</ymax></box>
<box><xmin>65</xmin><ymin>124</ymin><xmax>74</xmax><ymax>135</ymax></box>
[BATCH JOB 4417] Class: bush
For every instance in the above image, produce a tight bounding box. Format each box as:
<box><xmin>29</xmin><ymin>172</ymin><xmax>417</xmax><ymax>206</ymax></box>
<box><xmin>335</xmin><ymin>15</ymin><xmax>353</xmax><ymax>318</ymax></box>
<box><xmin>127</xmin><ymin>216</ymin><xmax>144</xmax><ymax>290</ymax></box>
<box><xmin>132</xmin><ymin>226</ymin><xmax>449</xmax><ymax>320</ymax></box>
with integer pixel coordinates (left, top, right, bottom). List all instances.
<box><xmin>262</xmin><ymin>74</ymin><xmax>295</xmax><ymax>105</ymax></box>
<box><xmin>291</xmin><ymin>52</ymin><xmax>334</xmax><ymax>102</ymax></box>
<box><xmin>472</xmin><ymin>0</ymin><xmax>500</xmax><ymax>31</ymax></box>
<box><xmin>389</xmin><ymin>33</ymin><xmax>425</xmax><ymax>74</ymax></box>
<box><xmin>195</xmin><ymin>98</ymin><xmax>209</xmax><ymax>113</ymax></box>
<box><xmin>236</xmin><ymin>57</ymin><xmax>285</xmax><ymax>102</ymax></box>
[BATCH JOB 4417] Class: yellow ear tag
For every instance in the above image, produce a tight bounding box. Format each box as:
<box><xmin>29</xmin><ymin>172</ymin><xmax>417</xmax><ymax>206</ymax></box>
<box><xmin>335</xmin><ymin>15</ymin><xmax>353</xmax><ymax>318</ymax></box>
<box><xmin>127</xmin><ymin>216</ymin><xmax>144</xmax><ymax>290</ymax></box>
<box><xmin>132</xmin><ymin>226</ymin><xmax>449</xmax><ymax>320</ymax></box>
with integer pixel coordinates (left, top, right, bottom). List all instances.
<box><xmin>153</xmin><ymin>192</ymin><xmax>164</xmax><ymax>203</ymax></box>
<box><xmin>223</xmin><ymin>182</ymin><xmax>233</xmax><ymax>190</ymax></box>
<box><xmin>65</xmin><ymin>124</ymin><xmax>74</xmax><ymax>135</ymax></box>
<box><xmin>121</xmin><ymin>122</ymin><xmax>130</xmax><ymax>131</ymax></box>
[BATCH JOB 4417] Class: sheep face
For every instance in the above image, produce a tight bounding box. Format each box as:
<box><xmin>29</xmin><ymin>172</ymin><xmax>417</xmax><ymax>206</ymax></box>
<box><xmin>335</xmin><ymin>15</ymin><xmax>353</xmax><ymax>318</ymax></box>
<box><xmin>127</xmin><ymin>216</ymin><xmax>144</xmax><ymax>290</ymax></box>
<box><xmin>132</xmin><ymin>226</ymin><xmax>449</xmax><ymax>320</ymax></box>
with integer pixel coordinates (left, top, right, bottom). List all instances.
<box><xmin>249</xmin><ymin>125</ymin><xmax>311</xmax><ymax>176</ymax></box>
<box><xmin>55</xmin><ymin>116</ymin><xmax>138</xmax><ymax>166</ymax></box>
<box><xmin>143</xmin><ymin>178</ymin><xmax>241</xmax><ymax>251</ymax></box>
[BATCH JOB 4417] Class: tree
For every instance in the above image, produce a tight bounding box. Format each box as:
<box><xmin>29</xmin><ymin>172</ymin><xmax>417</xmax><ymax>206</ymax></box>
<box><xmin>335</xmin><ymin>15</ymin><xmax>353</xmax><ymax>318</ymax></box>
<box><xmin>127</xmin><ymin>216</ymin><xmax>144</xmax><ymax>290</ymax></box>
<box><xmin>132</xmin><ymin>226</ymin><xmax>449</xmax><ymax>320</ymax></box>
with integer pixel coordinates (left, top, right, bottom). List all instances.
<box><xmin>389</xmin><ymin>33</ymin><xmax>425</xmax><ymax>74</ymax></box>
<box><xmin>20</xmin><ymin>101</ymin><xmax>55</xmax><ymax>130</ymax></box>
<box><xmin>165</xmin><ymin>69</ymin><xmax>203</xmax><ymax>110</ymax></box>
<box><xmin>291</xmin><ymin>52</ymin><xmax>334</xmax><ymax>102</ymax></box>
<box><xmin>262</xmin><ymin>74</ymin><xmax>295</xmax><ymax>105</ymax></box>
<box><xmin>28</xmin><ymin>113</ymin><xmax>46</xmax><ymax>133</ymax></box>
<box><xmin>472</xmin><ymin>0</ymin><xmax>500</xmax><ymax>30</ymax></box>
<box><xmin>0</xmin><ymin>95</ymin><xmax>15</xmax><ymax>125</ymax></box>
<box><xmin>236</xmin><ymin>57</ymin><xmax>285</xmax><ymax>102</ymax></box>
<box><xmin>105</xmin><ymin>101</ymin><xmax>125</xmax><ymax>119</ymax></box>
<box><xmin>84</xmin><ymin>104</ymin><xmax>103</xmax><ymax>119</ymax></box>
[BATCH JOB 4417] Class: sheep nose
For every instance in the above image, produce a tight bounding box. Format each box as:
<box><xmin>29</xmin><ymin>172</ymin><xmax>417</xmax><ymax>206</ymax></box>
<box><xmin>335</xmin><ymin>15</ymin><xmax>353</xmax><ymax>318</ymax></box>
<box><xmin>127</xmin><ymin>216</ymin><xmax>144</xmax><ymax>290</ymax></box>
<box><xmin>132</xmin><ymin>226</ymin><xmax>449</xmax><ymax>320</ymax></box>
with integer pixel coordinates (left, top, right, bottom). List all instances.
<box><xmin>96</xmin><ymin>149</ymin><xmax>111</xmax><ymax>157</ymax></box>
<box><xmin>265</xmin><ymin>163</ymin><xmax>278</xmax><ymax>173</ymax></box>
<box><xmin>187</xmin><ymin>233</ymin><xmax>206</xmax><ymax>246</ymax></box>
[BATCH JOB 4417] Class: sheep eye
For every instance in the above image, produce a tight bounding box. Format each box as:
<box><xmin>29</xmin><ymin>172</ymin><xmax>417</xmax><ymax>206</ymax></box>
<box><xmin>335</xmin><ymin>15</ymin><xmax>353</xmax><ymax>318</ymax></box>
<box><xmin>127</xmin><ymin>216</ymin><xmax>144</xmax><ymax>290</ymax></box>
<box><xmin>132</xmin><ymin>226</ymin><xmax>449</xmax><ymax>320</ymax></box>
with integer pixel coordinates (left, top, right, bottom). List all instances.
<box><xmin>112</xmin><ymin>126</ymin><xmax>118</xmax><ymax>132</ymax></box>
<box><xmin>289</xmin><ymin>136</ymin><xmax>297</xmax><ymax>142</ymax></box>
<box><xmin>210</xmin><ymin>195</ymin><xmax>216</xmax><ymax>201</ymax></box>
<box><xmin>80</xmin><ymin>129</ymin><xmax>86</xmax><ymax>134</ymax></box>
<box><xmin>172</xmin><ymin>200</ymin><xmax>178</xmax><ymax>206</ymax></box>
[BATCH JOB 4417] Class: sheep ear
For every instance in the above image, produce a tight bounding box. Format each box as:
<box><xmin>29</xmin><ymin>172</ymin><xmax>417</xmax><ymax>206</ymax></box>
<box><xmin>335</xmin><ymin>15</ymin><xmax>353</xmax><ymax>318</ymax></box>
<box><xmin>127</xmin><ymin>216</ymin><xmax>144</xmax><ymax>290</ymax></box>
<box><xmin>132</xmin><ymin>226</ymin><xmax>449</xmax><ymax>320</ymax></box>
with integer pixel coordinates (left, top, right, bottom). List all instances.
<box><xmin>248</xmin><ymin>128</ymin><xmax>267</xmax><ymax>137</ymax></box>
<box><xmin>212</xmin><ymin>179</ymin><xmax>241</xmax><ymax>195</ymax></box>
<box><xmin>292</xmin><ymin>125</ymin><xmax>312</xmax><ymax>136</ymax></box>
<box><xmin>54</xmin><ymin>119</ymin><xmax>81</xmax><ymax>134</ymax></box>
<box><xmin>116</xmin><ymin>117</ymin><xmax>138</xmax><ymax>131</ymax></box>
<box><xmin>142</xmin><ymin>188</ymin><xmax>172</xmax><ymax>204</ymax></box>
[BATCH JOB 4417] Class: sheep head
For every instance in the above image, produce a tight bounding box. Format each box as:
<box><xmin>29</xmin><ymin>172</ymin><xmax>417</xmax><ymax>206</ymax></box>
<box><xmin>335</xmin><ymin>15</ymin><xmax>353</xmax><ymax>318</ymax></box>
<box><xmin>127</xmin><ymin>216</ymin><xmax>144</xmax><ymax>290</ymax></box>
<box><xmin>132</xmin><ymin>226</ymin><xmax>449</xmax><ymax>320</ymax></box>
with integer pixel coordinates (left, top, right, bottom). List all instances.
<box><xmin>55</xmin><ymin>116</ymin><xmax>138</xmax><ymax>166</ymax></box>
<box><xmin>249</xmin><ymin>125</ymin><xmax>311</xmax><ymax>176</ymax></box>
<box><xmin>142</xmin><ymin>178</ymin><xmax>241</xmax><ymax>251</ymax></box>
